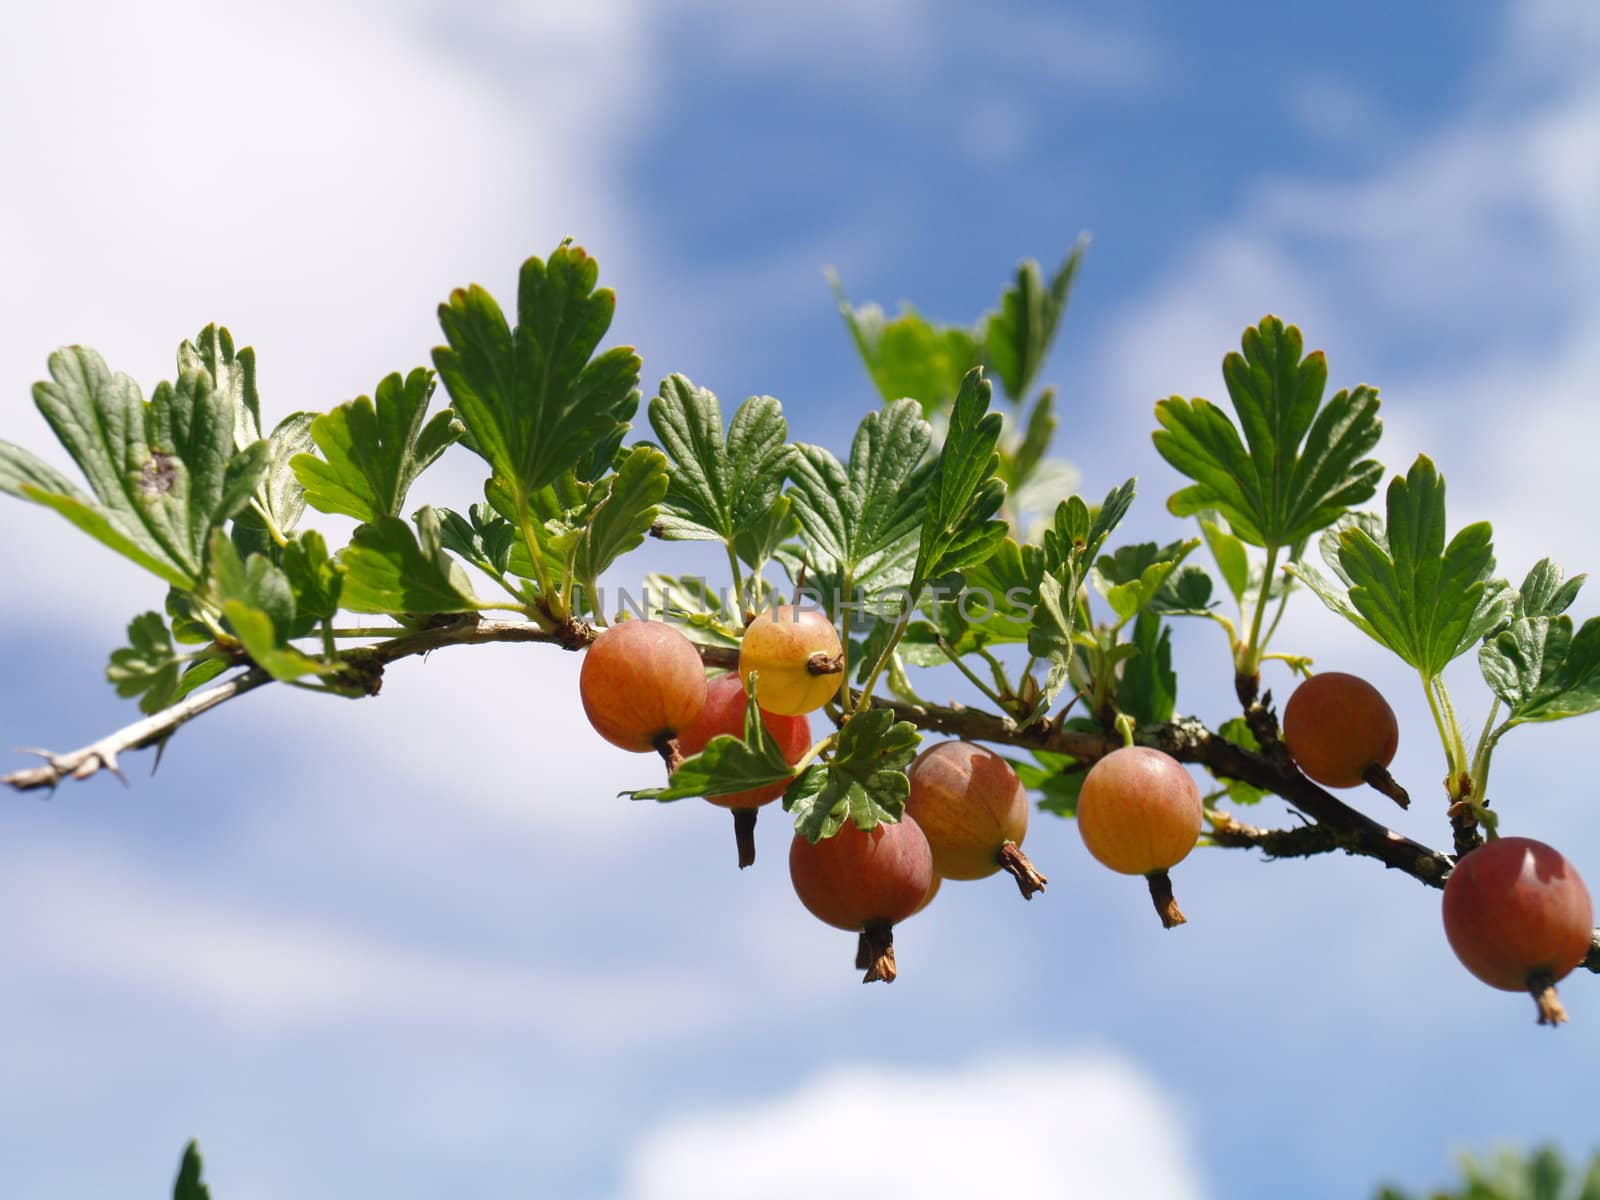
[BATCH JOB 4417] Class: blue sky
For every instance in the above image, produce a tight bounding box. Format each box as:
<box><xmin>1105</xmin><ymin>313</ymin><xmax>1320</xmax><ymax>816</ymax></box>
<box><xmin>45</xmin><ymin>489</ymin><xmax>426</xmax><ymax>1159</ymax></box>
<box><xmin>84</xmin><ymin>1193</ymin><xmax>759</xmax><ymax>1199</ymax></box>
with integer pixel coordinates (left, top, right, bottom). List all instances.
<box><xmin>3</xmin><ymin>2</ymin><xmax>1599</xmax><ymax>1197</ymax></box>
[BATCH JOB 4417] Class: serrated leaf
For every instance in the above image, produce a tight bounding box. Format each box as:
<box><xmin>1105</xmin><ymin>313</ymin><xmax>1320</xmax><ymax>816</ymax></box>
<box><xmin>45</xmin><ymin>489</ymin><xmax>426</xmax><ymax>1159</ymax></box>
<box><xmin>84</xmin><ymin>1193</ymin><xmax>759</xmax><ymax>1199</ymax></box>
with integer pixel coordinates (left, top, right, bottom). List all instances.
<box><xmin>437</xmin><ymin>503</ymin><xmax>518</xmax><ymax>578</ymax></box>
<box><xmin>829</xmin><ymin>274</ymin><xmax>984</xmax><ymax>416</ymax></box>
<box><xmin>730</xmin><ymin>495</ymin><xmax>801</xmax><ymax>576</ymax></box>
<box><xmin>173</xmin><ymin>1140</ymin><xmax>212</xmax><ymax>1200</ymax></box>
<box><xmin>784</xmin><ymin>707</ymin><xmax>920</xmax><ymax>841</ymax></box>
<box><xmin>180</xmin><ymin>325</ymin><xmax>262</xmax><ymax>452</ymax></box>
<box><xmin>648</xmin><ymin>377</ymin><xmax>793</xmax><ymax>544</ymax></box>
<box><xmin>639</xmin><ymin>573</ymin><xmax>742</xmax><ymax>645</ymax></box>
<box><xmin>788</xmin><ymin>398</ymin><xmax>932</xmax><ymax>581</ymax></box>
<box><xmin>1513</xmin><ymin>557</ymin><xmax>1586</xmax><ymax>621</ymax></box>
<box><xmin>1308</xmin><ymin>456</ymin><xmax>1512</xmax><ymax>676</ymax></box>
<box><xmin>291</xmin><ymin>369</ymin><xmax>459</xmax><ymax>523</ymax></box>
<box><xmin>1153</xmin><ymin>316</ymin><xmax>1383</xmax><ymax>549</ymax></box>
<box><xmin>1150</xmin><ymin>565</ymin><xmax>1215</xmax><ymax>615</ymax></box>
<box><xmin>433</xmin><ymin>242</ymin><xmax>641</xmax><ymax>498</ymax></box>
<box><xmin>253</xmin><ymin>411</ymin><xmax>316</xmax><ymax>534</ymax></box>
<box><xmin>340</xmin><ymin>508</ymin><xmax>480</xmax><ymax>615</ymax></box>
<box><xmin>106</xmin><ymin>612</ymin><xmax>183</xmax><ymax>714</ymax></box>
<box><xmin>983</xmin><ymin>240</ymin><xmax>1085</xmax><ymax>403</ymax></box>
<box><xmin>208</xmin><ymin>531</ymin><xmax>330</xmax><ymax>682</ymax></box>
<box><xmin>913</xmin><ymin>368</ymin><xmax>1006</xmax><ymax>587</ymax></box>
<box><xmin>5</xmin><ymin>346</ymin><xmax>270</xmax><ymax>588</ymax></box>
<box><xmin>626</xmin><ymin>674</ymin><xmax>795</xmax><ymax>801</ymax></box>
<box><xmin>1482</xmin><ymin>612</ymin><xmax>1600</xmax><ymax>724</ymax></box>
<box><xmin>1117</xmin><ymin>611</ymin><xmax>1176</xmax><ymax>724</ymax></box>
<box><xmin>280</xmin><ymin>530</ymin><xmax>343</xmax><ymax>626</ymax></box>
<box><xmin>575</xmin><ymin>445</ymin><xmax>669</xmax><ymax>588</ymax></box>
<box><xmin>1092</xmin><ymin>538</ymin><xmax>1201</xmax><ymax>624</ymax></box>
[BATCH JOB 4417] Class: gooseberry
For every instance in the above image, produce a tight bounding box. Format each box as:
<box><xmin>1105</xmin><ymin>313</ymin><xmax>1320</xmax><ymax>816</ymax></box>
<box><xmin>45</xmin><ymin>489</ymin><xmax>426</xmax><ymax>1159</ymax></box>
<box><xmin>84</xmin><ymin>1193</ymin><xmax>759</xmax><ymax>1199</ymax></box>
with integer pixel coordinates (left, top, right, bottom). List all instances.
<box><xmin>1283</xmin><ymin>672</ymin><xmax>1402</xmax><ymax>798</ymax></box>
<box><xmin>579</xmin><ymin>620</ymin><xmax>706</xmax><ymax>762</ymax></box>
<box><xmin>790</xmin><ymin>815</ymin><xmax>934</xmax><ymax>983</ymax></box>
<box><xmin>1442</xmin><ymin>836</ymin><xmax>1593</xmax><ymax>1025</ymax></box>
<box><xmin>738</xmin><ymin>605</ymin><xmax>844</xmax><ymax>716</ymax></box>
<box><xmin>906</xmin><ymin>740</ymin><xmax>1046</xmax><ymax>899</ymax></box>
<box><xmin>1077</xmin><ymin>745</ymin><xmax>1203</xmax><ymax>928</ymax></box>
<box><xmin>677</xmin><ymin>672</ymin><xmax>812</xmax><ymax>868</ymax></box>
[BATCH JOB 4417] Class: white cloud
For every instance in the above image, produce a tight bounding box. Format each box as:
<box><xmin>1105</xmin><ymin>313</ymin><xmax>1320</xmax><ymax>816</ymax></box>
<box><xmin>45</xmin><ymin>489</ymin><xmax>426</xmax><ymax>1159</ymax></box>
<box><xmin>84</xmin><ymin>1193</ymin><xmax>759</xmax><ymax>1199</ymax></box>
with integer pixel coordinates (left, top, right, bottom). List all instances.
<box><xmin>4</xmin><ymin>840</ymin><xmax>724</xmax><ymax>1043</ymax></box>
<box><xmin>618</xmin><ymin>1053</ymin><xmax>1206</xmax><ymax>1200</ymax></box>
<box><xmin>0</xmin><ymin>0</ymin><xmax>646</xmax><ymax>629</ymax></box>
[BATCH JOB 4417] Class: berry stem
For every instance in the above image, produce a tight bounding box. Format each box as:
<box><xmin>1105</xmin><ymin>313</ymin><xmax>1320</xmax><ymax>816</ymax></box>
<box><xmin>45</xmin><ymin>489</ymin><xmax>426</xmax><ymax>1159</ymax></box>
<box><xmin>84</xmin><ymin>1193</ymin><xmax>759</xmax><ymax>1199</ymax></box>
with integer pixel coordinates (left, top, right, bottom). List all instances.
<box><xmin>1362</xmin><ymin>762</ymin><xmax>1410</xmax><ymax>809</ymax></box>
<box><xmin>997</xmin><ymin>842</ymin><xmax>1048</xmax><ymax>899</ymax></box>
<box><xmin>732</xmin><ymin>808</ymin><xmax>758</xmax><ymax>870</ymax></box>
<box><xmin>1146</xmin><ymin>870</ymin><xmax>1188</xmax><ymax>929</ymax></box>
<box><xmin>1528</xmin><ymin>972</ymin><xmax>1569</xmax><ymax>1026</ymax></box>
<box><xmin>859</xmin><ymin>919</ymin><xmax>898</xmax><ymax>984</ymax></box>
<box><xmin>653</xmin><ymin>733</ymin><xmax>684</xmax><ymax>775</ymax></box>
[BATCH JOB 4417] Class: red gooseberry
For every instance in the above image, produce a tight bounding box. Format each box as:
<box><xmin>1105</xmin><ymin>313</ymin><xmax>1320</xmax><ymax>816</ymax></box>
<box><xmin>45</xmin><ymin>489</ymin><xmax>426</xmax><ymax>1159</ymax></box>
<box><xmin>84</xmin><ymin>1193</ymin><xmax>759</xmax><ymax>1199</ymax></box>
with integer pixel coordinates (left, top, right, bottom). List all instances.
<box><xmin>579</xmin><ymin>620</ymin><xmax>706</xmax><ymax>761</ymax></box>
<box><xmin>790</xmin><ymin>815</ymin><xmax>934</xmax><ymax>983</ymax></box>
<box><xmin>676</xmin><ymin>673</ymin><xmax>812</xmax><ymax>869</ymax></box>
<box><xmin>1442</xmin><ymin>835</ymin><xmax>1593</xmax><ymax>1025</ymax></box>
<box><xmin>1077</xmin><ymin>745</ymin><xmax>1203</xmax><ymax>929</ymax></box>
<box><xmin>906</xmin><ymin>741</ymin><xmax>1046</xmax><ymax>899</ymax></box>
<box><xmin>1283</xmin><ymin>672</ymin><xmax>1405</xmax><ymax>803</ymax></box>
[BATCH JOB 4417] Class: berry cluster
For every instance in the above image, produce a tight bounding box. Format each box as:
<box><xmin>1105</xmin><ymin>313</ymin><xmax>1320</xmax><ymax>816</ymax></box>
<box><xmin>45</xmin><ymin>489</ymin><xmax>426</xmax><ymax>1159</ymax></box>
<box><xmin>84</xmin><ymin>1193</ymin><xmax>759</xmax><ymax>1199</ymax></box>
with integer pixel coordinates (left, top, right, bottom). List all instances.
<box><xmin>581</xmin><ymin>617</ymin><xmax>1594</xmax><ymax>1017</ymax></box>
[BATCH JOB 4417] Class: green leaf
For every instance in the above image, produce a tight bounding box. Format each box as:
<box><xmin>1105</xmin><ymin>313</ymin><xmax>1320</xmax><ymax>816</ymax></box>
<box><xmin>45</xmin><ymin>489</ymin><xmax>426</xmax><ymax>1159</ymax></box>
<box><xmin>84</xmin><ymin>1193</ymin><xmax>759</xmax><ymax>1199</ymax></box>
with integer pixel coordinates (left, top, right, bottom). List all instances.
<box><xmin>1013</xmin><ymin>748</ymin><xmax>1089</xmax><ymax>817</ymax></box>
<box><xmin>5</xmin><ymin>346</ymin><xmax>270</xmax><ymax>588</ymax></box>
<box><xmin>784</xmin><ymin>707</ymin><xmax>920</xmax><ymax>841</ymax></box>
<box><xmin>1210</xmin><ymin>717</ymin><xmax>1269</xmax><ymax>805</ymax></box>
<box><xmin>640</xmin><ymin>573</ymin><xmax>742</xmax><ymax>646</ymax></box>
<box><xmin>574</xmin><ymin>445</ymin><xmax>670</xmax><ymax>586</ymax></box>
<box><xmin>626</xmin><ymin>675</ymin><xmax>796</xmax><ymax>802</ymax></box>
<box><xmin>180</xmin><ymin>324</ymin><xmax>262</xmax><ymax>452</ymax></box>
<box><xmin>1006</xmin><ymin>388</ymin><xmax>1057</xmax><ymax>486</ymax></box>
<box><xmin>433</xmin><ymin>242</ymin><xmax>641</xmax><ymax>496</ymax></box>
<box><xmin>1481</xmin><ymin>612</ymin><xmax>1600</xmax><ymax>724</ymax></box>
<box><xmin>106</xmin><ymin>612</ymin><xmax>183</xmax><ymax>714</ymax></box>
<box><xmin>1149</xmin><ymin>565</ymin><xmax>1215</xmax><ymax>615</ymax></box>
<box><xmin>788</xmin><ymin>398</ymin><xmax>932</xmax><ymax>581</ymax></box>
<box><xmin>1117</xmin><ymin>611</ymin><xmax>1176</xmax><ymax>724</ymax></box>
<box><xmin>913</xmin><ymin>368</ymin><xmax>1007</xmax><ymax>587</ymax></box>
<box><xmin>291</xmin><ymin>369</ymin><xmax>459</xmax><ymax>523</ymax></box>
<box><xmin>1199</xmin><ymin>514</ymin><xmax>1251</xmax><ymax>608</ymax></box>
<box><xmin>829</xmin><ymin>273</ymin><xmax>983</xmax><ymax>415</ymax></box>
<box><xmin>172</xmin><ymin>655</ymin><xmax>230</xmax><ymax>703</ymax></box>
<box><xmin>1092</xmin><ymin>538</ymin><xmax>1201</xmax><ymax>625</ymax></box>
<box><xmin>253</xmin><ymin>411</ymin><xmax>317</xmax><ymax>534</ymax></box>
<box><xmin>166</xmin><ymin>589</ymin><xmax>214</xmax><ymax>644</ymax></box>
<box><xmin>648</xmin><ymin>377</ymin><xmax>793</xmax><ymax>544</ymax></box>
<box><xmin>730</xmin><ymin>495</ymin><xmax>801</xmax><ymax>576</ymax></box>
<box><xmin>437</xmin><ymin>503</ymin><xmax>518</xmax><ymax>579</ymax></box>
<box><xmin>280</xmin><ymin>530</ymin><xmax>343</xmax><ymax>626</ymax></box>
<box><xmin>983</xmin><ymin>240</ymin><xmax>1085</xmax><ymax>403</ymax></box>
<box><xmin>340</xmin><ymin>509</ymin><xmax>481</xmax><ymax>615</ymax></box>
<box><xmin>1514</xmin><ymin>557</ymin><xmax>1587</xmax><ymax>620</ymax></box>
<box><xmin>208</xmin><ymin>531</ymin><xmax>330</xmax><ymax>682</ymax></box>
<box><xmin>1153</xmin><ymin>316</ymin><xmax>1383</xmax><ymax>548</ymax></box>
<box><xmin>173</xmin><ymin>1140</ymin><xmax>212</xmax><ymax>1200</ymax></box>
<box><xmin>1303</xmin><ymin>456</ymin><xmax>1511</xmax><ymax>676</ymax></box>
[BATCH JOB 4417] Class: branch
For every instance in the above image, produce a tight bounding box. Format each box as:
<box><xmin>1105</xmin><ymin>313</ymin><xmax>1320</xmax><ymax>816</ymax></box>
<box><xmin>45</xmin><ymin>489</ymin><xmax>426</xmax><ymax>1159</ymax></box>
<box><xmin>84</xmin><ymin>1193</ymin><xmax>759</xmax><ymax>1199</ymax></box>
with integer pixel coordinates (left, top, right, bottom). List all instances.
<box><xmin>9</xmin><ymin>615</ymin><xmax>1597</xmax><ymax>979</ymax></box>
<box><xmin>858</xmin><ymin>695</ymin><xmax>1454</xmax><ymax>886</ymax></box>
<box><xmin>4</xmin><ymin>616</ymin><xmax>588</xmax><ymax>792</ymax></box>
